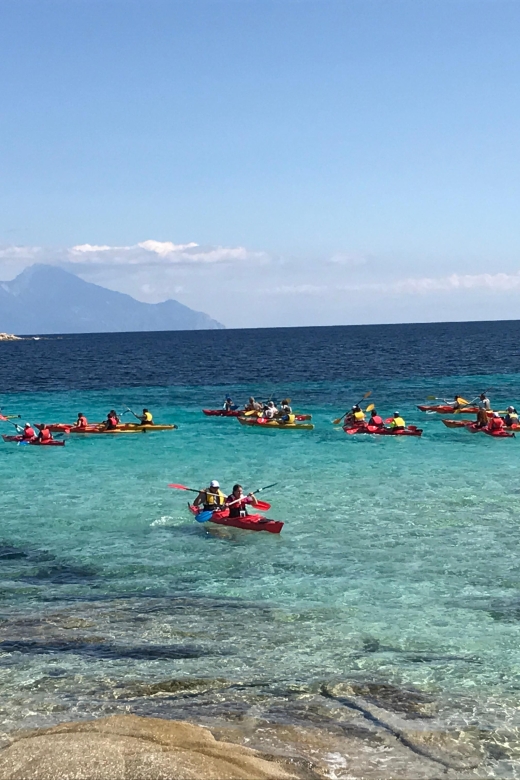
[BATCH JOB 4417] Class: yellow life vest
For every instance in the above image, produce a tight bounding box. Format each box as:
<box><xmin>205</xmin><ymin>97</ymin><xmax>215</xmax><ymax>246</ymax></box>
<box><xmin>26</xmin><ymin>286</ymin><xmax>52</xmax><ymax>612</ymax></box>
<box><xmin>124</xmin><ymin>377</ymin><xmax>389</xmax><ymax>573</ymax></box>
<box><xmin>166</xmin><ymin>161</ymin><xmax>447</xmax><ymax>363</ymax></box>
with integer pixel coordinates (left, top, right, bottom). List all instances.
<box><xmin>391</xmin><ymin>416</ymin><xmax>405</xmax><ymax>428</ymax></box>
<box><xmin>353</xmin><ymin>410</ymin><xmax>365</xmax><ymax>422</ymax></box>
<box><xmin>143</xmin><ymin>411</ymin><xmax>153</xmax><ymax>423</ymax></box>
<box><xmin>287</xmin><ymin>413</ymin><xmax>295</xmax><ymax>424</ymax></box>
<box><xmin>204</xmin><ymin>489</ymin><xmax>226</xmax><ymax>507</ymax></box>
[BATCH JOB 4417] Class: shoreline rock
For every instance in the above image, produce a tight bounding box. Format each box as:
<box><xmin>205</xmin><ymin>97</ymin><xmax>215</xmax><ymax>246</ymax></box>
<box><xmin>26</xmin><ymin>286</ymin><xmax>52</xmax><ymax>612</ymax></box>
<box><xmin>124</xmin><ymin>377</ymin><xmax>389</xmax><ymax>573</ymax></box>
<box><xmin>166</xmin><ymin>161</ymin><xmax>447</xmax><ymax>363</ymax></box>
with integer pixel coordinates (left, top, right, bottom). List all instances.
<box><xmin>0</xmin><ymin>333</ymin><xmax>20</xmax><ymax>341</ymax></box>
<box><xmin>0</xmin><ymin>714</ymin><xmax>300</xmax><ymax>780</ymax></box>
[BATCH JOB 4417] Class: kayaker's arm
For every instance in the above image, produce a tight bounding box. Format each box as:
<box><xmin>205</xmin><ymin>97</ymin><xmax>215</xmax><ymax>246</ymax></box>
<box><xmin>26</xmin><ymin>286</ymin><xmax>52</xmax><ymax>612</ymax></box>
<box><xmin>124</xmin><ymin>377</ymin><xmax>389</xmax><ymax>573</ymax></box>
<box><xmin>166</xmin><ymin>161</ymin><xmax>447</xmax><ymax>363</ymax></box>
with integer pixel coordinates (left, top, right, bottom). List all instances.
<box><xmin>248</xmin><ymin>493</ymin><xmax>259</xmax><ymax>508</ymax></box>
<box><xmin>193</xmin><ymin>491</ymin><xmax>205</xmax><ymax>507</ymax></box>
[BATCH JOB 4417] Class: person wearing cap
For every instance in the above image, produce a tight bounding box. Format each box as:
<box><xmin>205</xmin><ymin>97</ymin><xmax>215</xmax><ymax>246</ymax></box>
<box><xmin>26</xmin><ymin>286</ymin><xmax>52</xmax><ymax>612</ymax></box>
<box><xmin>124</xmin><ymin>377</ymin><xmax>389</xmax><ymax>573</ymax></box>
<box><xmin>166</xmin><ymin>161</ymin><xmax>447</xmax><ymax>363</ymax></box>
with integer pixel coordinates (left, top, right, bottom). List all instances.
<box><xmin>504</xmin><ymin>406</ymin><xmax>519</xmax><ymax>427</ymax></box>
<box><xmin>194</xmin><ymin>480</ymin><xmax>226</xmax><ymax>512</ymax></box>
<box><xmin>344</xmin><ymin>405</ymin><xmax>365</xmax><ymax>427</ymax></box>
<box><xmin>263</xmin><ymin>401</ymin><xmax>278</xmax><ymax>420</ymax></box>
<box><xmin>138</xmin><ymin>408</ymin><xmax>154</xmax><ymax>425</ymax></box>
<box><xmin>21</xmin><ymin>423</ymin><xmax>36</xmax><ymax>440</ymax></box>
<box><xmin>487</xmin><ymin>412</ymin><xmax>505</xmax><ymax>433</ymax></box>
<box><xmin>389</xmin><ymin>411</ymin><xmax>406</xmax><ymax>430</ymax></box>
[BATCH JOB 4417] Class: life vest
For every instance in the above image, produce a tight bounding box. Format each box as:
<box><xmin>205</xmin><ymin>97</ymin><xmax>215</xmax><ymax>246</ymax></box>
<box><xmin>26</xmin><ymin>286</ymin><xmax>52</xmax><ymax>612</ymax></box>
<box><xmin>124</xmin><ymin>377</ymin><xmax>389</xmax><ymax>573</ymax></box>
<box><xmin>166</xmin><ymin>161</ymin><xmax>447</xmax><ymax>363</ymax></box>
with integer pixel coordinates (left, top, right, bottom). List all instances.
<box><xmin>353</xmin><ymin>410</ymin><xmax>365</xmax><ymax>422</ymax></box>
<box><xmin>77</xmin><ymin>416</ymin><xmax>88</xmax><ymax>428</ymax></box>
<box><xmin>489</xmin><ymin>417</ymin><xmax>504</xmax><ymax>431</ymax></box>
<box><xmin>106</xmin><ymin>416</ymin><xmax>118</xmax><ymax>430</ymax></box>
<box><xmin>142</xmin><ymin>412</ymin><xmax>153</xmax><ymax>424</ymax></box>
<box><xmin>39</xmin><ymin>428</ymin><xmax>51</xmax><ymax>441</ymax></box>
<box><xmin>505</xmin><ymin>413</ymin><xmax>518</xmax><ymax>426</ymax></box>
<box><xmin>227</xmin><ymin>494</ymin><xmax>249</xmax><ymax>518</ymax></box>
<box><xmin>390</xmin><ymin>417</ymin><xmax>406</xmax><ymax>428</ymax></box>
<box><xmin>203</xmin><ymin>489</ymin><xmax>226</xmax><ymax>509</ymax></box>
<box><xmin>23</xmin><ymin>427</ymin><xmax>35</xmax><ymax>439</ymax></box>
<box><xmin>370</xmin><ymin>415</ymin><xmax>384</xmax><ymax>427</ymax></box>
<box><xmin>286</xmin><ymin>413</ymin><xmax>295</xmax><ymax>424</ymax></box>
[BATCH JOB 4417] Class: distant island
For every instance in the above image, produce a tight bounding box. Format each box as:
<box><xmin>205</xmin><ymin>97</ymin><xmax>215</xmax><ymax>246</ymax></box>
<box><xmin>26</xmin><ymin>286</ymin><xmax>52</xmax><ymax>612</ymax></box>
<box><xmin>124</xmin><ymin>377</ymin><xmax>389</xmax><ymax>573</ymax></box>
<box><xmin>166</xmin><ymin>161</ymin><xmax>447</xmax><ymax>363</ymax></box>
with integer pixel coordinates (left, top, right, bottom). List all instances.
<box><xmin>0</xmin><ymin>264</ymin><xmax>224</xmax><ymax>334</ymax></box>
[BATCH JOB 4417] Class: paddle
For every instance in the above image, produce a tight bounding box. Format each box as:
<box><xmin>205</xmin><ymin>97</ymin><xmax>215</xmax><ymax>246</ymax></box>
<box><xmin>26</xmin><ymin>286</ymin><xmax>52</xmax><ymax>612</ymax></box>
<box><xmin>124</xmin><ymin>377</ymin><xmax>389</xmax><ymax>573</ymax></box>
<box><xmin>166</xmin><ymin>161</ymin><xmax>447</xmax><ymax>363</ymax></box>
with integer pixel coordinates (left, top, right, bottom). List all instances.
<box><xmin>168</xmin><ymin>483</ymin><xmax>200</xmax><ymax>493</ymax></box>
<box><xmin>333</xmin><ymin>392</ymin><xmax>371</xmax><ymax>425</ymax></box>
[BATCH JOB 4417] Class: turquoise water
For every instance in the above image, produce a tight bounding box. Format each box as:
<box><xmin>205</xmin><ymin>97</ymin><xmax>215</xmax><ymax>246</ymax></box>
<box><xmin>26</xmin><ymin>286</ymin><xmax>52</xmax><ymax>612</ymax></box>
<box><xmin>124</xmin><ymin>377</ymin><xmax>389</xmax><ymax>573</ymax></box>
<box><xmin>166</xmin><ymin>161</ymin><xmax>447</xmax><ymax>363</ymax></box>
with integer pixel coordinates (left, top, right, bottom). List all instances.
<box><xmin>2</xmin><ymin>375</ymin><xmax>520</xmax><ymax>770</ymax></box>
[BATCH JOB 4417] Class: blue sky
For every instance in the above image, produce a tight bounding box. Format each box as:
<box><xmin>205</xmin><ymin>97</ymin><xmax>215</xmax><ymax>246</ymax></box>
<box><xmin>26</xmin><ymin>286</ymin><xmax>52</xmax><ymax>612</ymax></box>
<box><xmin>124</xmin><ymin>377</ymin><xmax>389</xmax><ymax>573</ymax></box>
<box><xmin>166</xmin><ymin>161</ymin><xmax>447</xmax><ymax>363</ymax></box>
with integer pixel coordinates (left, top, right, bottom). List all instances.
<box><xmin>1</xmin><ymin>0</ymin><xmax>520</xmax><ymax>327</ymax></box>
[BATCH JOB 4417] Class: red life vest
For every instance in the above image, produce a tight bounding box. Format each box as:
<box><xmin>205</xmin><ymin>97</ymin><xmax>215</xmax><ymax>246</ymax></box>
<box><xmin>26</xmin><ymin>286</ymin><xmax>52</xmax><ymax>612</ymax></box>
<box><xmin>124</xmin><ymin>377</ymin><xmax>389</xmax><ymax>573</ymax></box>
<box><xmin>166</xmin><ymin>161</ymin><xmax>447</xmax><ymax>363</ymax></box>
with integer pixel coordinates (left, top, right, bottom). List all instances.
<box><xmin>23</xmin><ymin>427</ymin><xmax>35</xmax><ymax>439</ymax></box>
<box><xmin>77</xmin><ymin>416</ymin><xmax>88</xmax><ymax>428</ymax></box>
<box><xmin>39</xmin><ymin>428</ymin><xmax>51</xmax><ymax>441</ymax></box>
<box><xmin>489</xmin><ymin>417</ymin><xmax>504</xmax><ymax>431</ymax></box>
<box><xmin>370</xmin><ymin>415</ymin><xmax>384</xmax><ymax>426</ymax></box>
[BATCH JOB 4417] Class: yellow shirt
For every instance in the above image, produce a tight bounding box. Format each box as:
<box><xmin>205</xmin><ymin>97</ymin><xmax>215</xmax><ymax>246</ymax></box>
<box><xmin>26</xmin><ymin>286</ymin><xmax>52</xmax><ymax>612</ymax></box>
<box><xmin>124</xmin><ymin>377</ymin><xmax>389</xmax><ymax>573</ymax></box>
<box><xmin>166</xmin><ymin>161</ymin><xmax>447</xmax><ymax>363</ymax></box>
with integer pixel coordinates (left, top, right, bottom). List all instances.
<box><xmin>390</xmin><ymin>416</ymin><xmax>406</xmax><ymax>428</ymax></box>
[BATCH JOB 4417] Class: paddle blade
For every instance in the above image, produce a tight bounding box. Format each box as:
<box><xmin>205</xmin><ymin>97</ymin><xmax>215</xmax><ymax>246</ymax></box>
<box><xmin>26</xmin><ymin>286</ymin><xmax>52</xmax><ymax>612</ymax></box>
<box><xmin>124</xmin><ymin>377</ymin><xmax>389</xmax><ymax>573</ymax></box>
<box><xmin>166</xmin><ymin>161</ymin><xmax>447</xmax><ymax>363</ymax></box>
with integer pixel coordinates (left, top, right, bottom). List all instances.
<box><xmin>168</xmin><ymin>483</ymin><xmax>190</xmax><ymax>491</ymax></box>
<box><xmin>457</xmin><ymin>397</ymin><xmax>470</xmax><ymax>405</ymax></box>
<box><xmin>195</xmin><ymin>510</ymin><xmax>213</xmax><ymax>523</ymax></box>
<box><xmin>426</xmin><ymin>395</ymin><xmax>439</xmax><ymax>401</ymax></box>
<box><xmin>332</xmin><ymin>417</ymin><xmax>342</xmax><ymax>425</ymax></box>
<box><xmin>365</xmin><ymin>403</ymin><xmax>375</xmax><ymax>412</ymax></box>
<box><xmin>254</xmin><ymin>500</ymin><xmax>271</xmax><ymax>511</ymax></box>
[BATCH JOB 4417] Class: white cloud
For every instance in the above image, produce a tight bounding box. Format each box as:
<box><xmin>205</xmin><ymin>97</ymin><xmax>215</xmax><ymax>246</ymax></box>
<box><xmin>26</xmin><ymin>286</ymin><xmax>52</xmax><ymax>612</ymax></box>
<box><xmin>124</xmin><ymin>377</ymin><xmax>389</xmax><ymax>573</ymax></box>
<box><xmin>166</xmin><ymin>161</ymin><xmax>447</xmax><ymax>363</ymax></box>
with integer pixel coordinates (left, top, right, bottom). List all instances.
<box><xmin>67</xmin><ymin>239</ymin><xmax>268</xmax><ymax>266</ymax></box>
<box><xmin>329</xmin><ymin>251</ymin><xmax>367</xmax><ymax>267</ymax></box>
<box><xmin>338</xmin><ymin>272</ymin><xmax>520</xmax><ymax>295</ymax></box>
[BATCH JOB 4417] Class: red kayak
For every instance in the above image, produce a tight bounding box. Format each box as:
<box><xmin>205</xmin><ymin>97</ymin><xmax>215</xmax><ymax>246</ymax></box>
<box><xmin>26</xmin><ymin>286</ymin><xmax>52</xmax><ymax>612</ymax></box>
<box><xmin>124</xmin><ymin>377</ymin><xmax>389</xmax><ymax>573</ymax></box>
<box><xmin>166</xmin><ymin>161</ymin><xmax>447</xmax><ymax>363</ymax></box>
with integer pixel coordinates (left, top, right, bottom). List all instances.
<box><xmin>344</xmin><ymin>424</ymin><xmax>423</xmax><ymax>437</ymax></box>
<box><xmin>466</xmin><ymin>424</ymin><xmax>515</xmax><ymax>438</ymax></box>
<box><xmin>417</xmin><ymin>405</ymin><xmax>479</xmax><ymax>414</ymax></box>
<box><xmin>442</xmin><ymin>419</ymin><xmax>520</xmax><ymax>432</ymax></box>
<box><xmin>2</xmin><ymin>434</ymin><xmax>65</xmax><ymax>446</ymax></box>
<box><xmin>188</xmin><ymin>505</ymin><xmax>283</xmax><ymax>534</ymax></box>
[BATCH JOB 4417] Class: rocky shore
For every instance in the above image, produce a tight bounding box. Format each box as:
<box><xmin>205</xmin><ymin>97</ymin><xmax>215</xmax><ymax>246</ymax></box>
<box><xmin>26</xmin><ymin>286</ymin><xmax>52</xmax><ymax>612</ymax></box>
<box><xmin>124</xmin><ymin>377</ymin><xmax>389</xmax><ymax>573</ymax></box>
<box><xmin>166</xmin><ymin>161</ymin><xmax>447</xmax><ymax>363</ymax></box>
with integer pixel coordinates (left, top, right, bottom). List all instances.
<box><xmin>0</xmin><ymin>333</ymin><xmax>20</xmax><ymax>341</ymax></box>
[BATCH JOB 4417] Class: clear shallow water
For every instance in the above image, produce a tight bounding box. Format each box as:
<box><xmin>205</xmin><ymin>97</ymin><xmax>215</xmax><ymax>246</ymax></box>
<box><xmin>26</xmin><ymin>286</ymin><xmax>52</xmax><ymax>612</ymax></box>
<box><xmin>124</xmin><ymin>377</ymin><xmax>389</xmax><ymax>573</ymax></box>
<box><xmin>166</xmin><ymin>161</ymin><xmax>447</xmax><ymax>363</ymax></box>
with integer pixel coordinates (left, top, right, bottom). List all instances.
<box><xmin>2</xmin><ymin>326</ymin><xmax>520</xmax><ymax>775</ymax></box>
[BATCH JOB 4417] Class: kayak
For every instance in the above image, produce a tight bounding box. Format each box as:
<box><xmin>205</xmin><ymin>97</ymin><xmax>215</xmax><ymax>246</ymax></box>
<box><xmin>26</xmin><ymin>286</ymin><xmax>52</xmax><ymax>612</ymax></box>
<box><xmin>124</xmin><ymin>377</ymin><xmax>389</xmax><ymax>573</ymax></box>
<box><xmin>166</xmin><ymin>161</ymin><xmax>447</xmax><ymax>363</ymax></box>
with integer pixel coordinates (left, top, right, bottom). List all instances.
<box><xmin>116</xmin><ymin>423</ymin><xmax>177</xmax><ymax>431</ymax></box>
<box><xmin>238</xmin><ymin>417</ymin><xmax>314</xmax><ymax>430</ymax></box>
<box><xmin>465</xmin><ymin>424</ymin><xmax>515</xmax><ymax>438</ymax></box>
<box><xmin>2</xmin><ymin>434</ymin><xmax>65</xmax><ymax>446</ymax></box>
<box><xmin>344</xmin><ymin>425</ymin><xmax>423</xmax><ymax>437</ymax></box>
<box><xmin>189</xmin><ymin>505</ymin><xmax>283</xmax><ymax>534</ymax></box>
<box><xmin>417</xmin><ymin>405</ymin><xmax>479</xmax><ymax>414</ymax></box>
<box><xmin>204</xmin><ymin>409</ymin><xmax>312</xmax><ymax>421</ymax></box>
<box><xmin>442</xmin><ymin>418</ymin><xmax>520</xmax><ymax>432</ymax></box>
<box><xmin>42</xmin><ymin>422</ymin><xmax>177</xmax><ymax>433</ymax></box>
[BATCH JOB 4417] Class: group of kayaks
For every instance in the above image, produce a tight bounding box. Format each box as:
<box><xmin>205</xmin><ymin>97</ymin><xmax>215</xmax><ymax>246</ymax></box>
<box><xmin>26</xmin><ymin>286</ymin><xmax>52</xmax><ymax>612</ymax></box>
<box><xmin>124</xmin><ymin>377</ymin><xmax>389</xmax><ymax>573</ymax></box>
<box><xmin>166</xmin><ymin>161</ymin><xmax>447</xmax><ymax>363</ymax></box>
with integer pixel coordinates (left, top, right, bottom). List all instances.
<box><xmin>417</xmin><ymin>397</ymin><xmax>517</xmax><ymax>438</ymax></box>
<box><xmin>202</xmin><ymin>407</ymin><xmax>315</xmax><ymax>430</ymax></box>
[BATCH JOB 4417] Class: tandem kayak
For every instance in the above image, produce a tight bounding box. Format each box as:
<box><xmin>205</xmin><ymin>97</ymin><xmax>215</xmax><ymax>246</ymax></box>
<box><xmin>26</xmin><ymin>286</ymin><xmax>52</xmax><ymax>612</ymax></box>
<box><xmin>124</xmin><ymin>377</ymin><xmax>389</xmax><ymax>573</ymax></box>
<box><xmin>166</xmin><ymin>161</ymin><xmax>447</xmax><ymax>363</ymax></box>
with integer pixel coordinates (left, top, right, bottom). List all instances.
<box><xmin>189</xmin><ymin>505</ymin><xmax>283</xmax><ymax>534</ymax></box>
<box><xmin>2</xmin><ymin>435</ymin><xmax>65</xmax><ymax>446</ymax></box>
<box><xmin>442</xmin><ymin>418</ymin><xmax>519</xmax><ymax>433</ymax></box>
<box><xmin>41</xmin><ymin>423</ymin><xmax>177</xmax><ymax>433</ymax></box>
<box><xmin>238</xmin><ymin>417</ymin><xmax>314</xmax><ymax>430</ymax></box>
<box><xmin>417</xmin><ymin>405</ymin><xmax>479</xmax><ymax>414</ymax></box>
<box><xmin>465</xmin><ymin>424</ymin><xmax>515</xmax><ymax>438</ymax></box>
<box><xmin>344</xmin><ymin>425</ymin><xmax>423</xmax><ymax>437</ymax></box>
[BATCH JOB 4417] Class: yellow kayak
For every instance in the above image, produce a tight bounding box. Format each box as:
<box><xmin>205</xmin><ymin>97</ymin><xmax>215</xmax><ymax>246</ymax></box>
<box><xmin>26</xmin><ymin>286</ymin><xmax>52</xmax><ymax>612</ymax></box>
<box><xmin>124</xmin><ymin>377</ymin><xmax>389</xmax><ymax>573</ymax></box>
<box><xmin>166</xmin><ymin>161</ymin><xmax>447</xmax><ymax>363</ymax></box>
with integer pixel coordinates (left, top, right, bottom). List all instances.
<box><xmin>71</xmin><ymin>424</ymin><xmax>177</xmax><ymax>434</ymax></box>
<box><xmin>238</xmin><ymin>416</ymin><xmax>314</xmax><ymax>430</ymax></box>
<box><xmin>116</xmin><ymin>423</ymin><xmax>177</xmax><ymax>431</ymax></box>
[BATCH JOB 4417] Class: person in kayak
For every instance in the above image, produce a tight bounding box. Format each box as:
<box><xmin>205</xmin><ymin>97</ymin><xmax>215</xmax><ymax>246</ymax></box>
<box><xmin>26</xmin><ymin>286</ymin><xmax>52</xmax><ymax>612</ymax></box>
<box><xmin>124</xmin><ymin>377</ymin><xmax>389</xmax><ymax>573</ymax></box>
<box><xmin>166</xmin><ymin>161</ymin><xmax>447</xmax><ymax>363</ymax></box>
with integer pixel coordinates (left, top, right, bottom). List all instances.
<box><xmin>345</xmin><ymin>405</ymin><xmax>365</xmax><ymax>426</ymax></box>
<box><xmin>139</xmin><ymin>408</ymin><xmax>153</xmax><ymax>425</ymax></box>
<box><xmin>226</xmin><ymin>484</ymin><xmax>260</xmax><ymax>518</ymax></box>
<box><xmin>244</xmin><ymin>397</ymin><xmax>263</xmax><ymax>413</ymax></box>
<box><xmin>263</xmin><ymin>401</ymin><xmax>278</xmax><ymax>419</ymax></box>
<box><xmin>37</xmin><ymin>424</ymin><xmax>53</xmax><ymax>442</ymax></box>
<box><xmin>389</xmin><ymin>412</ymin><xmax>406</xmax><ymax>430</ymax></box>
<box><xmin>194</xmin><ymin>480</ymin><xmax>227</xmax><ymax>512</ymax></box>
<box><xmin>76</xmin><ymin>413</ymin><xmax>88</xmax><ymax>429</ymax></box>
<box><xmin>223</xmin><ymin>396</ymin><xmax>238</xmax><ymax>412</ymax></box>
<box><xmin>22</xmin><ymin>423</ymin><xmax>36</xmax><ymax>440</ymax></box>
<box><xmin>278</xmin><ymin>399</ymin><xmax>296</xmax><ymax>423</ymax></box>
<box><xmin>103</xmin><ymin>410</ymin><xmax>120</xmax><ymax>430</ymax></box>
<box><xmin>368</xmin><ymin>409</ymin><xmax>385</xmax><ymax>428</ymax></box>
<box><xmin>504</xmin><ymin>406</ymin><xmax>519</xmax><ymax>427</ymax></box>
<box><xmin>487</xmin><ymin>412</ymin><xmax>505</xmax><ymax>433</ymax></box>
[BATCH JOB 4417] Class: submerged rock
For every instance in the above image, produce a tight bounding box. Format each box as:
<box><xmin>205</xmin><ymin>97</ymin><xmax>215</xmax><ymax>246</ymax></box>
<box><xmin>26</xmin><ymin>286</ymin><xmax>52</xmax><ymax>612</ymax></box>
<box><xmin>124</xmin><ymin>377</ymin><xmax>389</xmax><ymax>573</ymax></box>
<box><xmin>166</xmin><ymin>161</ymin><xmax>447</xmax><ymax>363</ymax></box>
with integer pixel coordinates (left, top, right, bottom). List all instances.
<box><xmin>0</xmin><ymin>714</ymin><xmax>297</xmax><ymax>779</ymax></box>
<box><xmin>0</xmin><ymin>334</ymin><xmax>20</xmax><ymax>341</ymax></box>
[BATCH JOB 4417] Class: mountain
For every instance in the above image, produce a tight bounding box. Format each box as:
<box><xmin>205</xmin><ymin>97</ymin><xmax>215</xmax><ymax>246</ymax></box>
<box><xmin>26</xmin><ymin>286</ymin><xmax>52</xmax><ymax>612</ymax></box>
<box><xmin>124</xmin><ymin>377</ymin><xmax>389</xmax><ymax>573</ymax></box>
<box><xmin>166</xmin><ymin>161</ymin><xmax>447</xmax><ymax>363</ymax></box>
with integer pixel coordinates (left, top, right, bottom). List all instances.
<box><xmin>0</xmin><ymin>264</ymin><xmax>224</xmax><ymax>333</ymax></box>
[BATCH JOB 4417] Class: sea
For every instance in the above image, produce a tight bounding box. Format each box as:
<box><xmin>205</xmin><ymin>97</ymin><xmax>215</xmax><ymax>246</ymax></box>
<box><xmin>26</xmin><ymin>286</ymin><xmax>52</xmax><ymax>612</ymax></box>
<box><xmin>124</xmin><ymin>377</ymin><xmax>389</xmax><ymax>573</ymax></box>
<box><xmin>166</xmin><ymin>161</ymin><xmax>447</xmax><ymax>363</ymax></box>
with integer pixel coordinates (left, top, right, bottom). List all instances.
<box><xmin>2</xmin><ymin>321</ymin><xmax>520</xmax><ymax>778</ymax></box>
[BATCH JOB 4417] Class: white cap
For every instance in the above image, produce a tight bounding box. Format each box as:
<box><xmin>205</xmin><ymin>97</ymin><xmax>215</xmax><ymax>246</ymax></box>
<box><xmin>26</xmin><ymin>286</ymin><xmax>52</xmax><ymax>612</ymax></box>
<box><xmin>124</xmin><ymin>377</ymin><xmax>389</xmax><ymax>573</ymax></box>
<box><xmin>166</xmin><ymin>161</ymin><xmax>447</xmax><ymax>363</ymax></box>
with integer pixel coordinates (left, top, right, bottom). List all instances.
<box><xmin>210</xmin><ymin>480</ymin><xmax>220</xmax><ymax>488</ymax></box>
<box><xmin>394</xmin><ymin>411</ymin><xmax>400</xmax><ymax>416</ymax></box>
<box><xmin>494</xmin><ymin>412</ymin><xmax>500</xmax><ymax>417</ymax></box>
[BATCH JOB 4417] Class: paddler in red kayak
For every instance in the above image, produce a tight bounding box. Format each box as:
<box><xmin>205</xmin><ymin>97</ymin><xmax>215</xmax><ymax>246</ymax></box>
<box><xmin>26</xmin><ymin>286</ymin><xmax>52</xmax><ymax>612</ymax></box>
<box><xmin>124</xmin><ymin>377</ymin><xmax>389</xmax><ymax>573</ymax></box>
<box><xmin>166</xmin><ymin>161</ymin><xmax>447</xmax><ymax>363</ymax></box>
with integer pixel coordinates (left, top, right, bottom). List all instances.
<box><xmin>389</xmin><ymin>412</ymin><xmax>406</xmax><ymax>430</ymax></box>
<box><xmin>368</xmin><ymin>409</ymin><xmax>385</xmax><ymax>428</ymax></box>
<box><xmin>344</xmin><ymin>405</ymin><xmax>365</xmax><ymax>427</ymax></box>
<box><xmin>22</xmin><ymin>423</ymin><xmax>36</xmax><ymax>440</ymax></box>
<box><xmin>487</xmin><ymin>412</ymin><xmax>505</xmax><ymax>433</ymax></box>
<box><xmin>504</xmin><ymin>406</ymin><xmax>519</xmax><ymax>427</ymax></box>
<box><xmin>76</xmin><ymin>413</ymin><xmax>88</xmax><ymax>429</ymax></box>
<box><xmin>193</xmin><ymin>480</ymin><xmax>227</xmax><ymax>512</ymax></box>
<box><xmin>226</xmin><ymin>484</ymin><xmax>260</xmax><ymax>518</ymax></box>
<box><xmin>244</xmin><ymin>397</ymin><xmax>263</xmax><ymax>413</ymax></box>
<box><xmin>37</xmin><ymin>424</ymin><xmax>53</xmax><ymax>442</ymax></box>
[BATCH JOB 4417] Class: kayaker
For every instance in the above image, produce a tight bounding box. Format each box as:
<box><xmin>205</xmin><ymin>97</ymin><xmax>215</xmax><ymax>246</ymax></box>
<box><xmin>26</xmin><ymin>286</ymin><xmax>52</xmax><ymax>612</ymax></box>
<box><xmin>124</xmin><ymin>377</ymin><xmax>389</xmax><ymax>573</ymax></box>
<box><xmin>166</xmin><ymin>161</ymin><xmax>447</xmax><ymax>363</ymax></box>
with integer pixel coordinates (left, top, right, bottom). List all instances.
<box><xmin>193</xmin><ymin>480</ymin><xmax>227</xmax><ymax>512</ymax></box>
<box><xmin>504</xmin><ymin>406</ymin><xmax>519</xmax><ymax>427</ymax></box>
<box><xmin>226</xmin><ymin>484</ymin><xmax>260</xmax><ymax>518</ymax></box>
<box><xmin>103</xmin><ymin>410</ymin><xmax>120</xmax><ymax>430</ymax></box>
<box><xmin>368</xmin><ymin>409</ymin><xmax>385</xmax><ymax>428</ymax></box>
<box><xmin>244</xmin><ymin>397</ymin><xmax>263</xmax><ymax>413</ymax></box>
<box><xmin>223</xmin><ymin>396</ymin><xmax>238</xmax><ymax>412</ymax></box>
<box><xmin>487</xmin><ymin>412</ymin><xmax>505</xmax><ymax>433</ymax></box>
<box><xmin>263</xmin><ymin>401</ymin><xmax>278</xmax><ymax>419</ymax></box>
<box><xmin>76</xmin><ymin>413</ymin><xmax>88</xmax><ymax>429</ymax></box>
<box><xmin>22</xmin><ymin>423</ymin><xmax>36</xmax><ymax>440</ymax></box>
<box><xmin>139</xmin><ymin>408</ymin><xmax>153</xmax><ymax>425</ymax></box>
<box><xmin>478</xmin><ymin>393</ymin><xmax>491</xmax><ymax>412</ymax></box>
<box><xmin>37</xmin><ymin>424</ymin><xmax>53</xmax><ymax>442</ymax></box>
<box><xmin>345</xmin><ymin>405</ymin><xmax>365</xmax><ymax>426</ymax></box>
<box><xmin>278</xmin><ymin>399</ymin><xmax>295</xmax><ymax>423</ymax></box>
<box><xmin>389</xmin><ymin>412</ymin><xmax>406</xmax><ymax>430</ymax></box>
